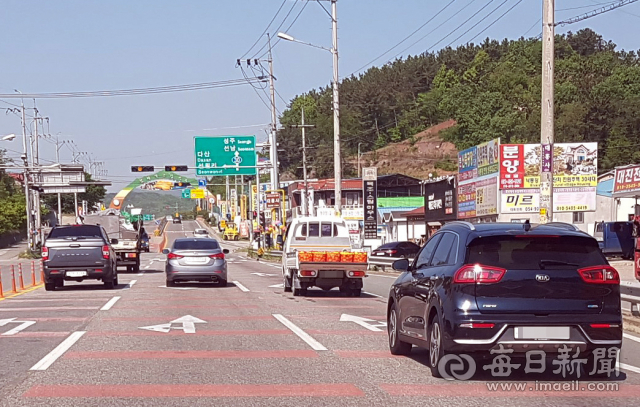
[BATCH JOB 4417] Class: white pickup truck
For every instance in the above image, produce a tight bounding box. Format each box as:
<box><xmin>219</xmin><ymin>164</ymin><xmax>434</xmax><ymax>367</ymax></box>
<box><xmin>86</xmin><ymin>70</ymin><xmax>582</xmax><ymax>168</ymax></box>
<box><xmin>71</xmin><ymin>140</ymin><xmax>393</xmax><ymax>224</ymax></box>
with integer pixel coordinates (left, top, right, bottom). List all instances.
<box><xmin>281</xmin><ymin>216</ymin><xmax>368</xmax><ymax>297</ymax></box>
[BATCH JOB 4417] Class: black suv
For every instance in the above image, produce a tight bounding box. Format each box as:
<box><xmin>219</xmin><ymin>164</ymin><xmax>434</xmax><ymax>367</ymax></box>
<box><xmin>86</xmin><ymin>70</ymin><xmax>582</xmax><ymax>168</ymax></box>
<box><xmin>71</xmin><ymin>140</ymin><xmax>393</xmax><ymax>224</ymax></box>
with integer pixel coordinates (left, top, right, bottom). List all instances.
<box><xmin>43</xmin><ymin>225</ymin><xmax>118</xmax><ymax>290</ymax></box>
<box><xmin>387</xmin><ymin>221</ymin><xmax>622</xmax><ymax>377</ymax></box>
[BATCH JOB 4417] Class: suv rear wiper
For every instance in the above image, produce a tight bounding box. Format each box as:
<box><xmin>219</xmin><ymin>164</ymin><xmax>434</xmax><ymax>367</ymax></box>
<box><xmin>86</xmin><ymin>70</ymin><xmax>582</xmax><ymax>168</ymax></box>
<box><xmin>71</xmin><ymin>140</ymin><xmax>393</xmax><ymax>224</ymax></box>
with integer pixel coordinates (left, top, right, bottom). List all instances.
<box><xmin>539</xmin><ymin>259</ymin><xmax>579</xmax><ymax>269</ymax></box>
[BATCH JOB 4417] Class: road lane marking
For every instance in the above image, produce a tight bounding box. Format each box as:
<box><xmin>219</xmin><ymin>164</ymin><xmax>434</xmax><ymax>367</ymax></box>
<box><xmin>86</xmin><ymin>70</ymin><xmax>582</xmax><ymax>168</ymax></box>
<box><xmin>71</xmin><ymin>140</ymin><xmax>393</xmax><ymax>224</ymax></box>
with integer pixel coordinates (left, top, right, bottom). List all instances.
<box><xmin>620</xmin><ymin>362</ymin><xmax>640</xmax><ymax>375</ymax></box>
<box><xmin>339</xmin><ymin>314</ymin><xmax>386</xmax><ymax>332</ymax></box>
<box><xmin>126</xmin><ymin>280</ymin><xmax>137</xmax><ymax>289</ymax></box>
<box><xmin>364</xmin><ymin>292</ymin><xmax>383</xmax><ymax>298</ymax></box>
<box><xmin>624</xmin><ymin>332</ymin><xmax>640</xmax><ymax>344</ymax></box>
<box><xmin>0</xmin><ymin>318</ymin><xmax>37</xmax><ymax>336</ymax></box>
<box><xmin>30</xmin><ymin>331</ymin><xmax>86</xmax><ymax>371</ymax></box>
<box><xmin>272</xmin><ymin>314</ymin><xmax>327</xmax><ymax>351</ymax></box>
<box><xmin>233</xmin><ymin>281</ymin><xmax>250</xmax><ymax>292</ymax></box>
<box><xmin>100</xmin><ymin>296</ymin><xmax>121</xmax><ymax>311</ymax></box>
<box><xmin>368</xmin><ymin>274</ymin><xmax>398</xmax><ymax>279</ymax></box>
<box><xmin>144</xmin><ymin>265</ymin><xmax>151</xmax><ymax>269</ymax></box>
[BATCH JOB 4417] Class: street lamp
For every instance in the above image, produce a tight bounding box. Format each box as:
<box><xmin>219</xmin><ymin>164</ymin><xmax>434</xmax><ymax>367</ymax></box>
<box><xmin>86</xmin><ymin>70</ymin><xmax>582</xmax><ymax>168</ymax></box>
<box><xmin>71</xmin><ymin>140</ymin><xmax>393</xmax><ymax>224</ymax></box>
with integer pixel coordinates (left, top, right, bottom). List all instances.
<box><xmin>277</xmin><ymin>0</ymin><xmax>342</xmax><ymax>214</ymax></box>
<box><xmin>2</xmin><ymin>134</ymin><xmax>16</xmax><ymax>141</ymax></box>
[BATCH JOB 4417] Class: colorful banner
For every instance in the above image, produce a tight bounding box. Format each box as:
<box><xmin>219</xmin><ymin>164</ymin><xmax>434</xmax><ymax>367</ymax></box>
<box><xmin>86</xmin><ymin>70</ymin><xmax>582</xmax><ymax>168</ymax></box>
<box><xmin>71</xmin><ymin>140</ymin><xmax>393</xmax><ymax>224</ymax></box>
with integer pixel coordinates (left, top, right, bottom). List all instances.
<box><xmin>614</xmin><ymin>164</ymin><xmax>640</xmax><ymax>195</ymax></box>
<box><xmin>477</xmin><ymin>138</ymin><xmax>500</xmax><ymax>177</ymax></box>
<box><xmin>457</xmin><ymin>182</ymin><xmax>476</xmax><ymax>219</ymax></box>
<box><xmin>500</xmin><ymin>189</ymin><xmax>540</xmax><ymax>213</ymax></box>
<box><xmin>522</xmin><ymin>143</ymin><xmax>598</xmax><ymax>188</ymax></box>
<box><xmin>458</xmin><ymin>146</ymin><xmax>477</xmax><ymax>182</ymax></box>
<box><xmin>500</xmin><ymin>188</ymin><xmax>596</xmax><ymax>213</ymax></box>
<box><xmin>499</xmin><ymin>144</ymin><xmax>525</xmax><ymax>189</ymax></box>
<box><xmin>476</xmin><ymin>176</ymin><xmax>498</xmax><ymax>216</ymax></box>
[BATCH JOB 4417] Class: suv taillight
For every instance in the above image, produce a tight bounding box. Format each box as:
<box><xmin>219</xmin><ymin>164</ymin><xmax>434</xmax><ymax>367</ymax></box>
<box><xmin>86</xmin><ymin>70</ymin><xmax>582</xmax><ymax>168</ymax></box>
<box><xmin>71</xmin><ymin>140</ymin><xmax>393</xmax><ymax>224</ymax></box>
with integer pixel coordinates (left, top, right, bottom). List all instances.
<box><xmin>578</xmin><ymin>266</ymin><xmax>619</xmax><ymax>284</ymax></box>
<box><xmin>209</xmin><ymin>253</ymin><xmax>225</xmax><ymax>260</ymax></box>
<box><xmin>42</xmin><ymin>247</ymin><xmax>49</xmax><ymax>261</ymax></box>
<box><xmin>102</xmin><ymin>245</ymin><xmax>110</xmax><ymax>259</ymax></box>
<box><xmin>454</xmin><ymin>264</ymin><xmax>506</xmax><ymax>284</ymax></box>
<box><xmin>167</xmin><ymin>252</ymin><xmax>183</xmax><ymax>260</ymax></box>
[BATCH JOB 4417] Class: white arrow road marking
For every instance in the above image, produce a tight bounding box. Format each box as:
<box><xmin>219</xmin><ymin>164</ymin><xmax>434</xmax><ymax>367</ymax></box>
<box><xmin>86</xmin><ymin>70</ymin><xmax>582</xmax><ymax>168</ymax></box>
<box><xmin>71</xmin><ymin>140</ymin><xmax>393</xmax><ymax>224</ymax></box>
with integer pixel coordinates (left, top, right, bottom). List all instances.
<box><xmin>0</xmin><ymin>318</ymin><xmax>37</xmax><ymax>336</ymax></box>
<box><xmin>339</xmin><ymin>314</ymin><xmax>387</xmax><ymax>332</ymax></box>
<box><xmin>233</xmin><ymin>281</ymin><xmax>250</xmax><ymax>292</ymax></box>
<box><xmin>159</xmin><ymin>285</ymin><xmax>197</xmax><ymax>290</ymax></box>
<box><xmin>269</xmin><ymin>283</ymin><xmax>284</xmax><ymax>288</ymax></box>
<box><xmin>31</xmin><ymin>331</ymin><xmax>86</xmax><ymax>371</ymax></box>
<box><xmin>251</xmin><ymin>272</ymin><xmax>276</xmax><ymax>277</ymax></box>
<box><xmin>139</xmin><ymin>315</ymin><xmax>206</xmax><ymax>334</ymax></box>
<box><xmin>273</xmin><ymin>314</ymin><xmax>327</xmax><ymax>351</ymax></box>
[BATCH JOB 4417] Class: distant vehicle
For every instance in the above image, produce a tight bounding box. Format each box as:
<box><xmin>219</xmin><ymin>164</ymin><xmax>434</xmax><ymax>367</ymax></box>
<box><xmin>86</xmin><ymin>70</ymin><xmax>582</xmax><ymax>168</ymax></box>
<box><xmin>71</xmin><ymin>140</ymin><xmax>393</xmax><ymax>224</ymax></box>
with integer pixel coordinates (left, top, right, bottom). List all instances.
<box><xmin>282</xmin><ymin>216</ymin><xmax>368</xmax><ymax>296</ymax></box>
<box><xmin>222</xmin><ymin>222</ymin><xmax>238</xmax><ymax>241</ymax></box>
<box><xmin>173</xmin><ymin>215</ymin><xmax>182</xmax><ymax>224</ymax></box>
<box><xmin>163</xmin><ymin>238</ymin><xmax>229</xmax><ymax>287</ymax></box>
<box><xmin>387</xmin><ymin>222</ymin><xmax>621</xmax><ymax>378</ymax></box>
<box><xmin>371</xmin><ymin>241</ymin><xmax>420</xmax><ymax>259</ymax></box>
<box><xmin>166</xmin><ymin>215</ymin><xmax>173</xmax><ymax>221</ymax></box>
<box><xmin>42</xmin><ymin>225</ymin><xmax>118</xmax><ymax>291</ymax></box>
<box><xmin>83</xmin><ymin>211</ymin><xmax>143</xmax><ymax>272</ymax></box>
<box><xmin>594</xmin><ymin>221</ymin><xmax>635</xmax><ymax>260</ymax></box>
<box><xmin>194</xmin><ymin>228</ymin><xmax>210</xmax><ymax>238</ymax></box>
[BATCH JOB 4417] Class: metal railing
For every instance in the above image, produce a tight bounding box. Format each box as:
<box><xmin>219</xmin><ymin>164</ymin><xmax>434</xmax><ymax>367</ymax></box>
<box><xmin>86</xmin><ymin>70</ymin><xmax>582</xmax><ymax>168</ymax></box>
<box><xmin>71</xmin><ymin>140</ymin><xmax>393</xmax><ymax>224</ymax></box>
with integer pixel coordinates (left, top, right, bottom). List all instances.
<box><xmin>621</xmin><ymin>281</ymin><xmax>640</xmax><ymax>317</ymax></box>
<box><xmin>368</xmin><ymin>256</ymin><xmax>413</xmax><ymax>272</ymax></box>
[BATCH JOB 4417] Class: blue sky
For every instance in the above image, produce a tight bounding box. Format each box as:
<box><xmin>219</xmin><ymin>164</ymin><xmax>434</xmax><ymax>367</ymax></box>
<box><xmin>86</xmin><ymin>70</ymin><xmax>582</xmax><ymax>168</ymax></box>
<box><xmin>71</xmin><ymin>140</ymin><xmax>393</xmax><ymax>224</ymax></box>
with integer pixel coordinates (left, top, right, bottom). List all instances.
<box><xmin>1</xmin><ymin>0</ymin><xmax>639</xmax><ymax>192</ymax></box>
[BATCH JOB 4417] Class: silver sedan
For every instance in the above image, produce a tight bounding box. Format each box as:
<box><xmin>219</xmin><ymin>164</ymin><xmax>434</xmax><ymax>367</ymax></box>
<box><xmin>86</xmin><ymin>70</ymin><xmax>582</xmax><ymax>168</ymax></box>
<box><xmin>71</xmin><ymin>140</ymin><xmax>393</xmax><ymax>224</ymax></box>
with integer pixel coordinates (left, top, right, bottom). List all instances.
<box><xmin>163</xmin><ymin>238</ymin><xmax>229</xmax><ymax>287</ymax></box>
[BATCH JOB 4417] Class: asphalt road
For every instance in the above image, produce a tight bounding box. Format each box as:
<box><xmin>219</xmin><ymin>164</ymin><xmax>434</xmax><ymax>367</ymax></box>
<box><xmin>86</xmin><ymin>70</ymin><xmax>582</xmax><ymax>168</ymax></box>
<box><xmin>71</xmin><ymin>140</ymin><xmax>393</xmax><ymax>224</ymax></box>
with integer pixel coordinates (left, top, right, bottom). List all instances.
<box><xmin>0</xmin><ymin>220</ymin><xmax>640</xmax><ymax>405</ymax></box>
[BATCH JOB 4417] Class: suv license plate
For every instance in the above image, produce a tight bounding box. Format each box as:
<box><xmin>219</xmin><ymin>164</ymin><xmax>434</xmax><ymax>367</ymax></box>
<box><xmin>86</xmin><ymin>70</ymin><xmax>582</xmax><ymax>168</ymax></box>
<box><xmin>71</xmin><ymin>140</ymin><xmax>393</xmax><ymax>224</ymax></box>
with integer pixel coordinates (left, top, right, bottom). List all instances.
<box><xmin>514</xmin><ymin>326</ymin><xmax>570</xmax><ymax>340</ymax></box>
<box><xmin>66</xmin><ymin>271</ymin><xmax>87</xmax><ymax>277</ymax></box>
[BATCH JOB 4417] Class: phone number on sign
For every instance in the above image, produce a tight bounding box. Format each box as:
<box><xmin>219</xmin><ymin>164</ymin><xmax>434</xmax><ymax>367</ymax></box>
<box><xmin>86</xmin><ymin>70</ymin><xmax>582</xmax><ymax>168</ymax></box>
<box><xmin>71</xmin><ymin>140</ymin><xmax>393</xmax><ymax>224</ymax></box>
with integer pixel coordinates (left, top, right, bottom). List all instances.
<box><xmin>556</xmin><ymin>205</ymin><xmax>588</xmax><ymax>211</ymax></box>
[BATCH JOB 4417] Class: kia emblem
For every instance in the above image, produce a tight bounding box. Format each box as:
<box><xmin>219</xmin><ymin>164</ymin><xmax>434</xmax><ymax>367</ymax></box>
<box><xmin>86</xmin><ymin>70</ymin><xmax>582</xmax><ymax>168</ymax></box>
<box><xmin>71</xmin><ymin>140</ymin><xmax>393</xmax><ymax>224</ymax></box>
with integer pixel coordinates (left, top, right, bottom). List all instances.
<box><xmin>536</xmin><ymin>274</ymin><xmax>550</xmax><ymax>282</ymax></box>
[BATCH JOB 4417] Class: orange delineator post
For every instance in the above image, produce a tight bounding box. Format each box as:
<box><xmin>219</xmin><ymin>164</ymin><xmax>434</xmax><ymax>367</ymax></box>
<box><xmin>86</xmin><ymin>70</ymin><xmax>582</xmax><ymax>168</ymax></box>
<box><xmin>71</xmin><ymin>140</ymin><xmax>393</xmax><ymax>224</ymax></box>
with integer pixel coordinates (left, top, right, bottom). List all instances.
<box><xmin>18</xmin><ymin>264</ymin><xmax>25</xmax><ymax>291</ymax></box>
<box><xmin>10</xmin><ymin>265</ymin><xmax>17</xmax><ymax>293</ymax></box>
<box><xmin>40</xmin><ymin>261</ymin><xmax>45</xmax><ymax>284</ymax></box>
<box><xmin>0</xmin><ymin>267</ymin><xmax>4</xmax><ymax>298</ymax></box>
<box><xmin>31</xmin><ymin>261</ymin><xmax>36</xmax><ymax>287</ymax></box>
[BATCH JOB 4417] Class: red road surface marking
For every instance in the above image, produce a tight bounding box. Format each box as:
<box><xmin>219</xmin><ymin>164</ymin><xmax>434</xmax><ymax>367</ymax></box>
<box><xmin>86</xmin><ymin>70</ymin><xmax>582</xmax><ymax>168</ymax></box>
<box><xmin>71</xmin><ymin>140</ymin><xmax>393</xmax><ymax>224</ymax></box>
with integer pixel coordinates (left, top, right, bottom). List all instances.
<box><xmin>335</xmin><ymin>351</ymin><xmax>399</xmax><ymax>358</ymax></box>
<box><xmin>379</xmin><ymin>383</ymin><xmax>640</xmax><ymax>397</ymax></box>
<box><xmin>100</xmin><ymin>315</ymin><xmax>273</xmax><ymax>321</ymax></box>
<box><xmin>84</xmin><ymin>329</ymin><xmax>291</xmax><ymax>337</ymax></box>
<box><xmin>117</xmin><ymin>305</ymin><xmax>260</xmax><ymax>310</ymax></box>
<box><xmin>65</xmin><ymin>350</ymin><xmax>319</xmax><ymax>359</ymax></box>
<box><xmin>0</xmin><ymin>331</ymin><xmax>69</xmax><ymax>338</ymax></box>
<box><xmin>307</xmin><ymin>329</ymin><xmax>385</xmax><ymax>335</ymax></box>
<box><xmin>24</xmin><ymin>384</ymin><xmax>365</xmax><ymax>398</ymax></box>
<box><xmin>31</xmin><ymin>317</ymin><xmax>89</xmax><ymax>322</ymax></box>
<box><xmin>0</xmin><ymin>306</ymin><xmax>97</xmax><ymax>311</ymax></box>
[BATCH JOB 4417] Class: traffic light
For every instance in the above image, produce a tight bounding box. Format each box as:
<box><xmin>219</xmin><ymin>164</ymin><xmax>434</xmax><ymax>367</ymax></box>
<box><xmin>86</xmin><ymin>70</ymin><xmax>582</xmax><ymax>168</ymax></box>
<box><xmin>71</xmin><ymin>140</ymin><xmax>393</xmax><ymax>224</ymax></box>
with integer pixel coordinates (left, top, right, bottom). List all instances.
<box><xmin>165</xmin><ymin>165</ymin><xmax>188</xmax><ymax>172</ymax></box>
<box><xmin>131</xmin><ymin>166</ymin><xmax>154</xmax><ymax>172</ymax></box>
<box><xmin>173</xmin><ymin>181</ymin><xmax>191</xmax><ymax>188</ymax></box>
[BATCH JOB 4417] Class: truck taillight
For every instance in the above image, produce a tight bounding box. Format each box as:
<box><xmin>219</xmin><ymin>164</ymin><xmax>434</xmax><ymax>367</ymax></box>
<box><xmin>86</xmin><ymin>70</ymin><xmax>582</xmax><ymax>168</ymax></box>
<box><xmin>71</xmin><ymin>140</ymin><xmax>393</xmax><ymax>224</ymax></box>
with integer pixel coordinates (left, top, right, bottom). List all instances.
<box><xmin>102</xmin><ymin>245</ymin><xmax>110</xmax><ymax>259</ymax></box>
<box><xmin>347</xmin><ymin>270</ymin><xmax>366</xmax><ymax>277</ymax></box>
<box><xmin>300</xmin><ymin>270</ymin><xmax>317</xmax><ymax>277</ymax></box>
<box><xmin>42</xmin><ymin>247</ymin><xmax>49</xmax><ymax>261</ymax></box>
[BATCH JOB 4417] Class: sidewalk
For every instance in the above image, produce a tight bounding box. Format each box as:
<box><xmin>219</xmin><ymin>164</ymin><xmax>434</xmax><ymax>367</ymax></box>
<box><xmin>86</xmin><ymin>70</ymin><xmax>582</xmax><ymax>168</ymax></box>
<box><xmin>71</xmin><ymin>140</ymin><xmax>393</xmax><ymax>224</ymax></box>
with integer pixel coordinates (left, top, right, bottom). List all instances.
<box><xmin>0</xmin><ymin>242</ymin><xmax>28</xmax><ymax>261</ymax></box>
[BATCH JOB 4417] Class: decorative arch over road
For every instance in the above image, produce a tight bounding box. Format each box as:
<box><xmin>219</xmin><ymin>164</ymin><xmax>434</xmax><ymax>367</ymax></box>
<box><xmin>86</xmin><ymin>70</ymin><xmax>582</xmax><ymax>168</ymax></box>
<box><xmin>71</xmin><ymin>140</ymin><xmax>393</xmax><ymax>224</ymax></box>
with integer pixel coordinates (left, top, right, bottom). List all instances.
<box><xmin>109</xmin><ymin>170</ymin><xmax>214</xmax><ymax>210</ymax></box>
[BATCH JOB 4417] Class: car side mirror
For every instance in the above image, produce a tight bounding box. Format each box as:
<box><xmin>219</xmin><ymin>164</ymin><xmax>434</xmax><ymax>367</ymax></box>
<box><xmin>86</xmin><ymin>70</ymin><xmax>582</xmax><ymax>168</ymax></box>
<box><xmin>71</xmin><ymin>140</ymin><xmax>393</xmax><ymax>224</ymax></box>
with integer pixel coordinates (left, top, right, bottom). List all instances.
<box><xmin>223</xmin><ymin>249</ymin><xmax>230</xmax><ymax>254</ymax></box>
<box><xmin>162</xmin><ymin>249</ymin><xmax>170</xmax><ymax>255</ymax></box>
<box><xmin>392</xmin><ymin>258</ymin><xmax>410</xmax><ymax>272</ymax></box>
<box><xmin>111</xmin><ymin>238</ymin><xmax>118</xmax><ymax>245</ymax></box>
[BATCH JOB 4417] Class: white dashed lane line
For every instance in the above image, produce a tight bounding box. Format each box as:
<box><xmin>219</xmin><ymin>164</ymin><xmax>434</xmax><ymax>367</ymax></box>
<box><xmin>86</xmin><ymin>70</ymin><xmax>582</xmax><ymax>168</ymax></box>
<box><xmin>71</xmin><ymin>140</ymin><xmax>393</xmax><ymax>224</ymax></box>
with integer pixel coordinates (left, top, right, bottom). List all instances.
<box><xmin>233</xmin><ymin>281</ymin><xmax>250</xmax><ymax>292</ymax></box>
<box><xmin>100</xmin><ymin>296</ymin><xmax>121</xmax><ymax>311</ymax></box>
<box><xmin>273</xmin><ymin>314</ymin><xmax>327</xmax><ymax>351</ymax></box>
<box><xmin>30</xmin><ymin>331</ymin><xmax>86</xmax><ymax>371</ymax></box>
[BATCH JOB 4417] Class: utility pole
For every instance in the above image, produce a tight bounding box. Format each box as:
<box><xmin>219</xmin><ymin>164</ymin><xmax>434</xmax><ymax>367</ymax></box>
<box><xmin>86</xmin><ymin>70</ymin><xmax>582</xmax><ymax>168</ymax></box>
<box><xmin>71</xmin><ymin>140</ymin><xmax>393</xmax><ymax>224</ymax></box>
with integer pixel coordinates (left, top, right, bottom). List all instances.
<box><xmin>291</xmin><ymin>107</ymin><xmax>315</xmax><ymax>216</ymax></box>
<box><xmin>33</xmin><ymin>111</ymin><xmax>42</xmax><ymax>246</ymax></box>
<box><xmin>54</xmin><ymin>137</ymin><xmax>64</xmax><ymax>226</ymax></box>
<box><xmin>267</xmin><ymin>33</ymin><xmax>280</xmax><ymax>193</ymax></box>
<box><xmin>225</xmin><ymin>175</ymin><xmax>230</xmax><ymax>219</ymax></box>
<box><xmin>19</xmin><ymin>99</ymin><xmax>33</xmax><ymax>251</ymax></box>
<box><xmin>331</xmin><ymin>0</ymin><xmax>342</xmax><ymax>215</ymax></box>
<box><xmin>539</xmin><ymin>0</ymin><xmax>554</xmax><ymax>224</ymax></box>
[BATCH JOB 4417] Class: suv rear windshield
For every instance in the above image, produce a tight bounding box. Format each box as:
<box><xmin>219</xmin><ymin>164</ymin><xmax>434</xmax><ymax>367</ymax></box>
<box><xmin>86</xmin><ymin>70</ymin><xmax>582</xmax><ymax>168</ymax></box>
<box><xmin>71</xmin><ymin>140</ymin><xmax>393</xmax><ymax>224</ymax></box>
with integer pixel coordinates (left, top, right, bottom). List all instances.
<box><xmin>466</xmin><ymin>235</ymin><xmax>606</xmax><ymax>270</ymax></box>
<box><xmin>48</xmin><ymin>225</ymin><xmax>103</xmax><ymax>239</ymax></box>
<box><xmin>173</xmin><ymin>240</ymin><xmax>220</xmax><ymax>250</ymax></box>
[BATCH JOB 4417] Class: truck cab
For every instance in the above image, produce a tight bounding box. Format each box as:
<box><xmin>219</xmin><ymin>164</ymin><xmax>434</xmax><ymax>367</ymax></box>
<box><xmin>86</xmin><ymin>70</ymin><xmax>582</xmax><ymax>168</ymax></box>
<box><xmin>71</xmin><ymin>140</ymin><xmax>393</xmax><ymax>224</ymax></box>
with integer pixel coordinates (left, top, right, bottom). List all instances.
<box><xmin>282</xmin><ymin>216</ymin><xmax>367</xmax><ymax>296</ymax></box>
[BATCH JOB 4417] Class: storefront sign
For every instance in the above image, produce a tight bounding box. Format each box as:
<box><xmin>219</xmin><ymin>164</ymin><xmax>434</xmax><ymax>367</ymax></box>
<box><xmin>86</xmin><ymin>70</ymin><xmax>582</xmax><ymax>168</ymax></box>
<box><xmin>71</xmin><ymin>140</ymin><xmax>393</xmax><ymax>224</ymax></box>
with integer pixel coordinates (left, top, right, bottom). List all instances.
<box><xmin>424</xmin><ymin>177</ymin><xmax>457</xmax><ymax>222</ymax></box>
<box><xmin>477</xmin><ymin>138</ymin><xmax>500</xmax><ymax>177</ymax></box>
<box><xmin>614</xmin><ymin>164</ymin><xmax>640</xmax><ymax>195</ymax></box>
<box><xmin>363</xmin><ymin>167</ymin><xmax>378</xmax><ymax>239</ymax></box>
<box><xmin>457</xmin><ymin>182</ymin><xmax>476</xmax><ymax>219</ymax></box>
<box><xmin>476</xmin><ymin>176</ymin><xmax>498</xmax><ymax>216</ymax></box>
<box><xmin>499</xmin><ymin>144</ymin><xmax>525</xmax><ymax>189</ymax></box>
<box><xmin>458</xmin><ymin>146</ymin><xmax>478</xmax><ymax>182</ymax></box>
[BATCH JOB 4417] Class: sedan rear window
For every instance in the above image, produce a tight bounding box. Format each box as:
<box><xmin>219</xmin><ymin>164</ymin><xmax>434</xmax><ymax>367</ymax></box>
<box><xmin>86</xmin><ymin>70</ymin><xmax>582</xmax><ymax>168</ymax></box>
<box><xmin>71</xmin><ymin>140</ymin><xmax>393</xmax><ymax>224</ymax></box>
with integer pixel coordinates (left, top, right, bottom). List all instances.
<box><xmin>173</xmin><ymin>240</ymin><xmax>220</xmax><ymax>250</ymax></box>
<box><xmin>466</xmin><ymin>235</ymin><xmax>606</xmax><ymax>270</ymax></box>
<box><xmin>49</xmin><ymin>225</ymin><xmax>103</xmax><ymax>238</ymax></box>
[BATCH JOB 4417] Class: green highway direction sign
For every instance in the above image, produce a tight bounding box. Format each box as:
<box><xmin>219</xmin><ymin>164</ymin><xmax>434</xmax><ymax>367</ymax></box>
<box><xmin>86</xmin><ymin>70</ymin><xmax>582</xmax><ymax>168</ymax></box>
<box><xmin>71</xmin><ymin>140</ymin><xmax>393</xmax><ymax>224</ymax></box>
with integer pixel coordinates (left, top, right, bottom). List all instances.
<box><xmin>181</xmin><ymin>189</ymin><xmax>192</xmax><ymax>199</ymax></box>
<box><xmin>194</xmin><ymin>135</ymin><xmax>256</xmax><ymax>176</ymax></box>
<box><xmin>142</xmin><ymin>214</ymin><xmax>153</xmax><ymax>221</ymax></box>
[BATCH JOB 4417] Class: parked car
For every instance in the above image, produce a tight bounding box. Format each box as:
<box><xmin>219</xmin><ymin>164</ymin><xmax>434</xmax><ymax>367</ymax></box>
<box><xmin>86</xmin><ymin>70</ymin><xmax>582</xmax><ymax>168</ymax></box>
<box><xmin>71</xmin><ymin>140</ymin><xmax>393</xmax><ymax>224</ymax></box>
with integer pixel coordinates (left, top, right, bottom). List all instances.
<box><xmin>387</xmin><ymin>221</ymin><xmax>622</xmax><ymax>378</ymax></box>
<box><xmin>594</xmin><ymin>221</ymin><xmax>635</xmax><ymax>260</ymax></box>
<box><xmin>193</xmin><ymin>228</ymin><xmax>210</xmax><ymax>238</ymax></box>
<box><xmin>42</xmin><ymin>225</ymin><xmax>119</xmax><ymax>290</ymax></box>
<box><xmin>371</xmin><ymin>241</ymin><xmax>420</xmax><ymax>259</ymax></box>
<box><xmin>163</xmin><ymin>238</ymin><xmax>229</xmax><ymax>287</ymax></box>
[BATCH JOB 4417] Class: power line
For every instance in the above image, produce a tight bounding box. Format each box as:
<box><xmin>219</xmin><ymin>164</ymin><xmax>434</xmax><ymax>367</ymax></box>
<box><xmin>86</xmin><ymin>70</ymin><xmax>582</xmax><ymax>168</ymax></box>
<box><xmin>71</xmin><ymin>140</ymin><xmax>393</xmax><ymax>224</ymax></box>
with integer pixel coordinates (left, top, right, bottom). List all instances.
<box><xmin>467</xmin><ymin>0</ymin><xmax>526</xmax><ymax>44</ymax></box>
<box><xmin>557</xmin><ymin>0</ymin><xmax>639</xmax><ymax>26</ymax></box>
<box><xmin>445</xmin><ymin>0</ymin><xmax>511</xmax><ymax>48</ymax></box>
<box><xmin>240</xmin><ymin>0</ymin><xmax>289</xmax><ymax>59</ymax></box>
<box><xmin>349</xmin><ymin>0</ymin><xmax>456</xmax><ymax>76</ymax></box>
<box><xmin>250</xmin><ymin>0</ymin><xmax>301</xmax><ymax>59</ymax></box>
<box><xmin>256</xmin><ymin>0</ymin><xmax>310</xmax><ymax>60</ymax></box>
<box><xmin>0</xmin><ymin>78</ymin><xmax>266</xmax><ymax>99</ymax></box>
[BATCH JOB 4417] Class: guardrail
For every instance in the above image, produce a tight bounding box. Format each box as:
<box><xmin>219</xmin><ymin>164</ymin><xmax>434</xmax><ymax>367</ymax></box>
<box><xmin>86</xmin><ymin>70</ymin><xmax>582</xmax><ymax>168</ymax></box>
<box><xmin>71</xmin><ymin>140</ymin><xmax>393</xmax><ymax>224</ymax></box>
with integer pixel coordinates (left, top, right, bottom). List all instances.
<box><xmin>621</xmin><ymin>281</ymin><xmax>640</xmax><ymax>317</ymax></box>
<box><xmin>368</xmin><ymin>256</ymin><xmax>414</xmax><ymax>271</ymax></box>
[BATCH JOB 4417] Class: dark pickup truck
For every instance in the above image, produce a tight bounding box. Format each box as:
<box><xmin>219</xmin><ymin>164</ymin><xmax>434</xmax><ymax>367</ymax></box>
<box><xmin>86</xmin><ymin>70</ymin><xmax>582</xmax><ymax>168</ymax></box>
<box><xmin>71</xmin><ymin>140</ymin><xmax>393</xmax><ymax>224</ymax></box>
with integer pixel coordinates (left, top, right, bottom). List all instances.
<box><xmin>42</xmin><ymin>225</ymin><xmax>119</xmax><ymax>291</ymax></box>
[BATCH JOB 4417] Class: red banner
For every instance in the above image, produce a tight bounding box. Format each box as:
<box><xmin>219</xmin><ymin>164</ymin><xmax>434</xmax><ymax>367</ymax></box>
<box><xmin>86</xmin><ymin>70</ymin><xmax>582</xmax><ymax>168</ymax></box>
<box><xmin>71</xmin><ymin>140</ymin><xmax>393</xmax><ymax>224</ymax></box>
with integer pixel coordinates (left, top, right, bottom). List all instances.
<box><xmin>614</xmin><ymin>165</ymin><xmax>640</xmax><ymax>194</ymax></box>
<box><xmin>499</xmin><ymin>144</ymin><xmax>524</xmax><ymax>189</ymax></box>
